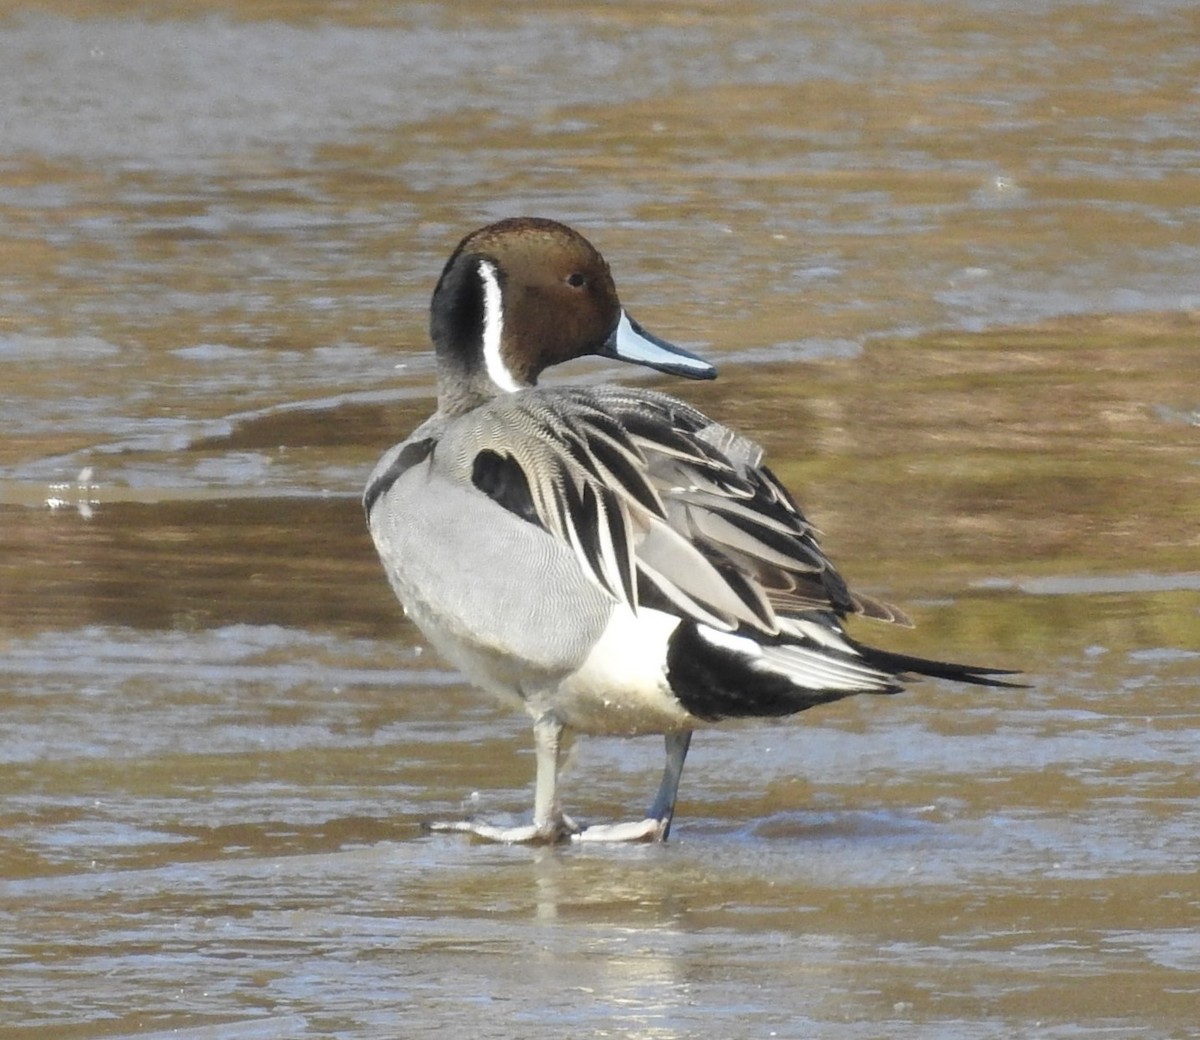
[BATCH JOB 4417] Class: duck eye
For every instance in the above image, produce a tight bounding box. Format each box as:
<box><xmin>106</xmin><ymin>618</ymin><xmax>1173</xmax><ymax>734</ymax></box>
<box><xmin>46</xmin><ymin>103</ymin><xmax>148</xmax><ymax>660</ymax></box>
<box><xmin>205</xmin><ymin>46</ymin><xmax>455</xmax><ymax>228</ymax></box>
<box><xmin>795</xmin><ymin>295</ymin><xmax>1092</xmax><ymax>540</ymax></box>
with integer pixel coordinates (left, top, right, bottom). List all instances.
<box><xmin>566</xmin><ymin>272</ymin><xmax>587</xmax><ymax>289</ymax></box>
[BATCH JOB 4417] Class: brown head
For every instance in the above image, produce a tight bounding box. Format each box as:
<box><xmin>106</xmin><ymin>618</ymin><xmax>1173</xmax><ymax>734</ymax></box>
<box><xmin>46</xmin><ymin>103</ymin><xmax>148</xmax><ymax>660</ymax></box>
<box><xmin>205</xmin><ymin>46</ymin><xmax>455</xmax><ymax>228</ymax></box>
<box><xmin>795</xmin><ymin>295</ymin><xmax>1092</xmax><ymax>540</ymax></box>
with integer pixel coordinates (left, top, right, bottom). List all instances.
<box><xmin>428</xmin><ymin>217</ymin><xmax>714</xmax><ymax>413</ymax></box>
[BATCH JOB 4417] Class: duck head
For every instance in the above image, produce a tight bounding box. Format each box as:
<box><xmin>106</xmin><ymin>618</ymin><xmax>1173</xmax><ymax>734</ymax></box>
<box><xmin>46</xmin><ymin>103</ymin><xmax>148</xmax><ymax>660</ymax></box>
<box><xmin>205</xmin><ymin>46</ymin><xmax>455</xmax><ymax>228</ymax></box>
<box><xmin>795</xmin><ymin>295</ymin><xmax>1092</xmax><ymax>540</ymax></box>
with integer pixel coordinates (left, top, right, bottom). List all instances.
<box><xmin>429</xmin><ymin>217</ymin><xmax>716</xmax><ymax>413</ymax></box>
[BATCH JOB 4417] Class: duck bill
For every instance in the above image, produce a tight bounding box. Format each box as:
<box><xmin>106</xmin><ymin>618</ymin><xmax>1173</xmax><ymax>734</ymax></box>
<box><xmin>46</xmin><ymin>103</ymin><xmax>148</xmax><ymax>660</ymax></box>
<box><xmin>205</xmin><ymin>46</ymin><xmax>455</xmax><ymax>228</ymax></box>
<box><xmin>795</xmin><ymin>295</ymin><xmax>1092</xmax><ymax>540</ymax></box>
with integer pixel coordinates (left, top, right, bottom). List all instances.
<box><xmin>601</xmin><ymin>310</ymin><xmax>717</xmax><ymax>380</ymax></box>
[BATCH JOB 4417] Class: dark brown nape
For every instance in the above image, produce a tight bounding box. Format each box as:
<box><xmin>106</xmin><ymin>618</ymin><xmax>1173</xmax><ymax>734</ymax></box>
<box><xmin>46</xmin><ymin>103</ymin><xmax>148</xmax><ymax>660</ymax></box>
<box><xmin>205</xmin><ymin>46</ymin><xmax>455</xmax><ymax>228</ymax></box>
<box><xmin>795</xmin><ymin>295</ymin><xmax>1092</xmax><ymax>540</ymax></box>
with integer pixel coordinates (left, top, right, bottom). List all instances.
<box><xmin>465</xmin><ymin>218</ymin><xmax>623</xmax><ymax>384</ymax></box>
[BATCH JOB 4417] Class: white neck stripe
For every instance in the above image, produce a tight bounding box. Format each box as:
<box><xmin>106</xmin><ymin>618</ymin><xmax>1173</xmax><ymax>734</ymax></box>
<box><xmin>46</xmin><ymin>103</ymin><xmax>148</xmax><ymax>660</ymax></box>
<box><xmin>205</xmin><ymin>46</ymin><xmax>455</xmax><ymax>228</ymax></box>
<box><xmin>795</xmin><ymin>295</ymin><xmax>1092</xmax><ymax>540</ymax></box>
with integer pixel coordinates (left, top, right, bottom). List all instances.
<box><xmin>478</xmin><ymin>259</ymin><xmax>520</xmax><ymax>392</ymax></box>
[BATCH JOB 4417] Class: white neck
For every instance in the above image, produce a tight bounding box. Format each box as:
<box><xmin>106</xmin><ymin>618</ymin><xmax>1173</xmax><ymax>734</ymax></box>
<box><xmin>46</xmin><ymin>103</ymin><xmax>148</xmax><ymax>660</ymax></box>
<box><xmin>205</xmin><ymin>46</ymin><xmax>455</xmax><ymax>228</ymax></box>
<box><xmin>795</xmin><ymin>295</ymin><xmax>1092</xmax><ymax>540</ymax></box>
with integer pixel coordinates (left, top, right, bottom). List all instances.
<box><xmin>478</xmin><ymin>259</ymin><xmax>520</xmax><ymax>392</ymax></box>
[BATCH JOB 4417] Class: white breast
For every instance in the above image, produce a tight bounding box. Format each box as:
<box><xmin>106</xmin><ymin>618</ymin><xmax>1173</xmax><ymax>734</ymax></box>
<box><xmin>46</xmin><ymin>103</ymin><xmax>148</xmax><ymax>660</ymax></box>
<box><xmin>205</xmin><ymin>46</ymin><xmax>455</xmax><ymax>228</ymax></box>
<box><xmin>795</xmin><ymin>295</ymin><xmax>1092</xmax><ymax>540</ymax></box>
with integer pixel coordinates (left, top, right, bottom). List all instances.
<box><xmin>533</xmin><ymin>605</ymin><xmax>695</xmax><ymax>736</ymax></box>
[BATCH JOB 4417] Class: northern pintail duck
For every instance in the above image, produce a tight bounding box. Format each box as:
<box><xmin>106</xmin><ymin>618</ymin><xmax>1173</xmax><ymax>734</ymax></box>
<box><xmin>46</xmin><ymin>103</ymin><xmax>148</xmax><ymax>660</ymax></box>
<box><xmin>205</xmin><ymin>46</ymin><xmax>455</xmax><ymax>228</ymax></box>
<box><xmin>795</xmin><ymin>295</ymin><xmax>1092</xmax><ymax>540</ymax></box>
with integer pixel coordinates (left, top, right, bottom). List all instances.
<box><xmin>364</xmin><ymin>217</ymin><xmax>1017</xmax><ymax>843</ymax></box>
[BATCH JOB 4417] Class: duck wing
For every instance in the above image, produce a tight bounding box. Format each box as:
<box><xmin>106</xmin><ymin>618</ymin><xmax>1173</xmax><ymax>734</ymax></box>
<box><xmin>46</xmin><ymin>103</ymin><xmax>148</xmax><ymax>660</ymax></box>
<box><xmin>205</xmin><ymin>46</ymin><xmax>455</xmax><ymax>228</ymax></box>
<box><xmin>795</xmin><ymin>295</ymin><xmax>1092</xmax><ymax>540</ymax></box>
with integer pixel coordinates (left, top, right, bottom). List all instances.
<box><xmin>449</xmin><ymin>385</ymin><xmax>900</xmax><ymax>636</ymax></box>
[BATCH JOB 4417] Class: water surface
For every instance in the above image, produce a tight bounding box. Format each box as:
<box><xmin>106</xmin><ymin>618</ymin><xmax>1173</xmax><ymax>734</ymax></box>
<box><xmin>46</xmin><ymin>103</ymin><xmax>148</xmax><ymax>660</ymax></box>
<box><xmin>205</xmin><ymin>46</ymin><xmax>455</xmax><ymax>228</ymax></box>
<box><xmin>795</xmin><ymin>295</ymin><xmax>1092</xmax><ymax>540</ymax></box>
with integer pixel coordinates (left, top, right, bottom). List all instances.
<box><xmin>1</xmin><ymin>3</ymin><xmax>1198</xmax><ymax>1038</ymax></box>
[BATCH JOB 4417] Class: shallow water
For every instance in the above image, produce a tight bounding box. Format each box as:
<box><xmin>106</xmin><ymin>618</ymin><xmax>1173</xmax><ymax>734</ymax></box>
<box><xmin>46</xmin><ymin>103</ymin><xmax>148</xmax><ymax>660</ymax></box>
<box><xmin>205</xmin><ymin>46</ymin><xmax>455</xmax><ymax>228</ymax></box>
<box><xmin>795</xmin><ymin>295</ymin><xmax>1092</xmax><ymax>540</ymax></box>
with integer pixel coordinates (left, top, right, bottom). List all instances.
<box><xmin>1</xmin><ymin>2</ymin><xmax>1198</xmax><ymax>1038</ymax></box>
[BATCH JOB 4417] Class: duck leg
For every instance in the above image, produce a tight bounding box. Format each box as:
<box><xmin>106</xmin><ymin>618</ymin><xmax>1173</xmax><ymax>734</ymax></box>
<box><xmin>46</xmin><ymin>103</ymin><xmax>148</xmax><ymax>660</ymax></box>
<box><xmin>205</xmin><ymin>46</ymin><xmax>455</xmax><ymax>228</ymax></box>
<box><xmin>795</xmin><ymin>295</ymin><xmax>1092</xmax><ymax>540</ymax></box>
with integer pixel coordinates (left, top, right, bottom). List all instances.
<box><xmin>648</xmin><ymin>729</ymin><xmax>692</xmax><ymax>840</ymax></box>
<box><xmin>427</xmin><ymin>712</ymin><xmax>580</xmax><ymax>843</ymax></box>
<box><xmin>575</xmin><ymin>729</ymin><xmax>693</xmax><ymax>843</ymax></box>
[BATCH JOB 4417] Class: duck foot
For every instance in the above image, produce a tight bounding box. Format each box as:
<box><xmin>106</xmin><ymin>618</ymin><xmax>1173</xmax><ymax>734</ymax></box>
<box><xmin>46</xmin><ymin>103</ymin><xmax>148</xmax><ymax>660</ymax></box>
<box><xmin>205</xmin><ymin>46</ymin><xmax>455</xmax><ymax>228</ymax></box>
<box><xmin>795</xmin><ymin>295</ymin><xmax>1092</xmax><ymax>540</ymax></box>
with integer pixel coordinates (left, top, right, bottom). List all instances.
<box><xmin>422</xmin><ymin>727</ymin><xmax>686</xmax><ymax>845</ymax></box>
<box><xmin>423</xmin><ymin>814</ymin><xmax>582</xmax><ymax>844</ymax></box>
<box><xmin>424</xmin><ymin>815</ymin><xmax>671</xmax><ymax>844</ymax></box>
<box><xmin>572</xmin><ymin>817</ymin><xmax>670</xmax><ymax>843</ymax></box>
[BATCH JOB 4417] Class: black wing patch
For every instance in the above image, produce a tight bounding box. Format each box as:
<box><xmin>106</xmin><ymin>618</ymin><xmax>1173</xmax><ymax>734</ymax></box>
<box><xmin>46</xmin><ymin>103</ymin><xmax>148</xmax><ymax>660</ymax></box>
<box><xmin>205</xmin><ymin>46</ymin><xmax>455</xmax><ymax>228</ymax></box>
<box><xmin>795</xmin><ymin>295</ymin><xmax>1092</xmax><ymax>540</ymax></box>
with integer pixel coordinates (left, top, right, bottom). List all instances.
<box><xmin>471</xmin><ymin>449</ymin><xmax>544</xmax><ymax>529</ymax></box>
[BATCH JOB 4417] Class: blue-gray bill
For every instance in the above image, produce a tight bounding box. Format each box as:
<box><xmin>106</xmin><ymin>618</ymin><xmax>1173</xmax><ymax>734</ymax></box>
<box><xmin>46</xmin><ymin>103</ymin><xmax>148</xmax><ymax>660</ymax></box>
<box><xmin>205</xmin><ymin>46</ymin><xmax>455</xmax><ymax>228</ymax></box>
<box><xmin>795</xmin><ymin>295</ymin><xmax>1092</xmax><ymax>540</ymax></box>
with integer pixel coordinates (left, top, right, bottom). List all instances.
<box><xmin>602</xmin><ymin>310</ymin><xmax>717</xmax><ymax>380</ymax></box>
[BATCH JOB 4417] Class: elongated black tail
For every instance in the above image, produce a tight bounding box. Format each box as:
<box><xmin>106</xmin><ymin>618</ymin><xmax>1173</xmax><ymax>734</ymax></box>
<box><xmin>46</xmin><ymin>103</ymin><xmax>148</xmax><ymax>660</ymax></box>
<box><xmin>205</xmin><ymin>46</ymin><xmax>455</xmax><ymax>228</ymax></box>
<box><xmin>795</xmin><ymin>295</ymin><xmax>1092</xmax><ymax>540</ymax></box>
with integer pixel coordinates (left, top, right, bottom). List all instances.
<box><xmin>853</xmin><ymin>642</ymin><xmax>1025</xmax><ymax>688</ymax></box>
